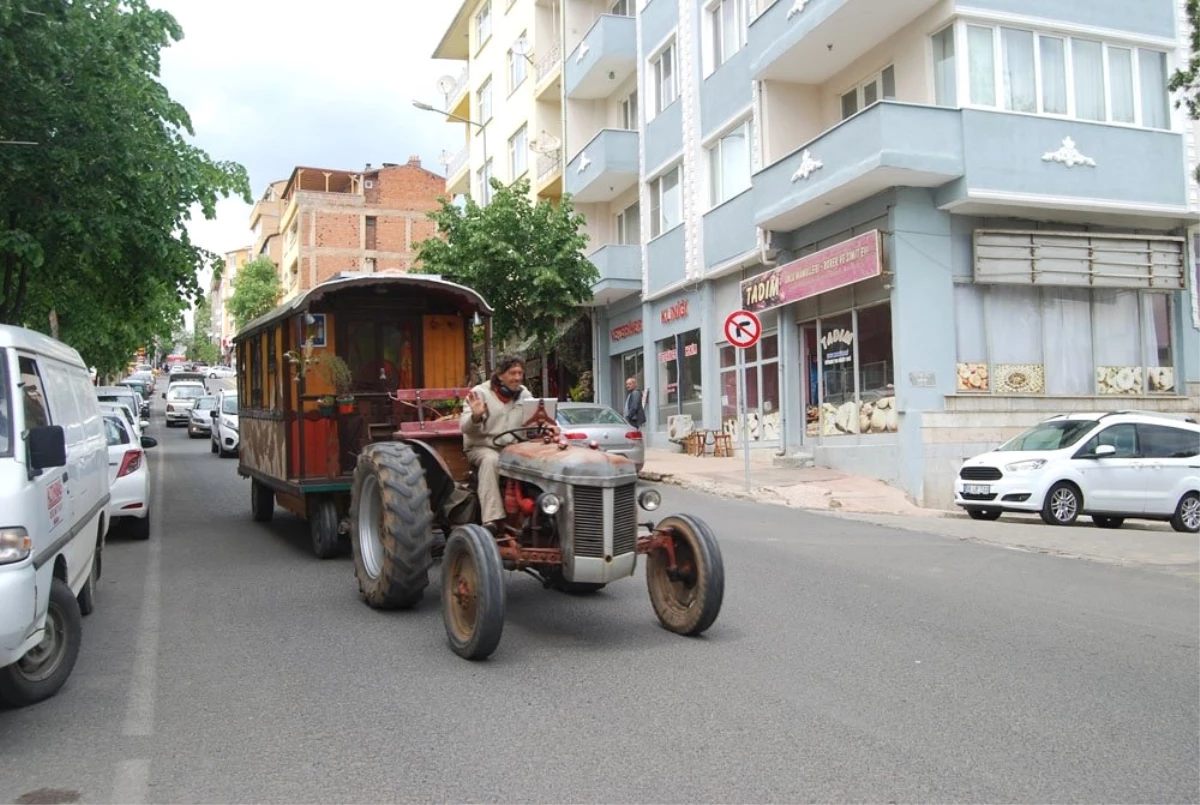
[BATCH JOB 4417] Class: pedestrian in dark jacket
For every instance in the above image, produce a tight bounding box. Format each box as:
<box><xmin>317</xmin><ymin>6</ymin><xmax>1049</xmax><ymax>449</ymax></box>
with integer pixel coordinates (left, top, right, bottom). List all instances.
<box><xmin>623</xmin><ymin>377</ymin><xmax>646</xmax><ymax>429</ymax></box>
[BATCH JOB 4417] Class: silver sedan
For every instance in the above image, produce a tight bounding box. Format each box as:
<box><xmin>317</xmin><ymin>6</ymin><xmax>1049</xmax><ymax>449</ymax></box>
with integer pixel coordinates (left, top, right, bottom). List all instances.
<box><xmin>555</xmin><ymin>402</ymin><xmax>645</xmax><ymax>471</ymax></box>
<box><xmin>188</xmin><ymin>395</ymin><xmax>217</xmax><ymax>438</ymax></box>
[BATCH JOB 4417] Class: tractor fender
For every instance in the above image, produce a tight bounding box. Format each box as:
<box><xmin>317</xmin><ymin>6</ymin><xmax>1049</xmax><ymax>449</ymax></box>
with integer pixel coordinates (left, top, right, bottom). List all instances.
<box><xmin>397</xmin><ymin>439</ymin><xmax>457</xmax><ymax>509</ymax></box>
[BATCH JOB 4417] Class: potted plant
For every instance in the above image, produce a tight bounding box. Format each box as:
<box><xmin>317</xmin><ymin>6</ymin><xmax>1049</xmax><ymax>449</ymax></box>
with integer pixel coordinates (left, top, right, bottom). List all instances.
<box><xmin>316</xmin><ymin>394</ymin><xmax>336</xmax><ymax>418</ymax></box>
<box><xmin>318</xmin><ymin>354</ymin><xmax>356</xmax><ymax>414</ymax></box>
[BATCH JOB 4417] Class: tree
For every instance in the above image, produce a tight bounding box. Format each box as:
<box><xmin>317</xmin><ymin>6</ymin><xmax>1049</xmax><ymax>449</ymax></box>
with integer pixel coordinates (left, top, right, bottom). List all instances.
<box><xmin>0</xmin><ymin>0</ymin><xmax>250</xmax><ymax>376</ymax></box>
<box><xmin>227</xmin><ymin>257</ymin><xmax>281</xmax><ymax>330</ymax></box>
<box><xmin>1171</xmin><ymin>0</ymin><xmax>1200</xmax><ymax>180</ymax></box>
<box><xmin>416</xmin><ymin>178</ymin><xmax>597</xmax><ymax>390</ymax></box>
<box><xmin>187</xmin><ymin>295</ymin><xmax>220</xmax><ymax>365</ymax></box>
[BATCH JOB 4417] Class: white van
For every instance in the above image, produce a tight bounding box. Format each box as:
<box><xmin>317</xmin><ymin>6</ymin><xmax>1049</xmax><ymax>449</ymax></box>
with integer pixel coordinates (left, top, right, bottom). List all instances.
<box><xmin>0</xmin><ymin>325</ymin><xmax>110</xmax><ymax>707</ymax></box>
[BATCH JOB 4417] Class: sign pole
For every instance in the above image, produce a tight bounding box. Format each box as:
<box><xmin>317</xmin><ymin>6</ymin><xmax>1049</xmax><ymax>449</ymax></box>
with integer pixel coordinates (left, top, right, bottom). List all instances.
<box><xmin>739</xmin><ymin>346</ymin><xmax>750</xmax><ymax>493</ymax></box>
<box><xmin>723</xmin><ymin>308</ymin><xmax>762</xmax><ymax>496</ymax></box>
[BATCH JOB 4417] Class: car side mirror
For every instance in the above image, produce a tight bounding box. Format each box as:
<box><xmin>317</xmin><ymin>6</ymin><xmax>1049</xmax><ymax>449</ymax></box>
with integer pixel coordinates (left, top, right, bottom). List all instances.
<box><xmin>28</xmin><ymin>425</ymin><xmax>67</xmax><ymax>472</ymax></box>
<box><xmin>161</xmin><ymin>392</ymin><xmax>166</xmax><ymax>400</ymax></box>
<box><xmin>1093</xmin><ymin>444</ymin><xmax>1116</xmax><ymax>458</ymax></box>
<box><xmin>141</xmin><ymin>435</ymin><xmax>158</xmax><ymax>449</ymax></box>
<box><xmin>210</xmin><ymin>410</ymin><xmax>219</xmax><ymax>419</ymax></box>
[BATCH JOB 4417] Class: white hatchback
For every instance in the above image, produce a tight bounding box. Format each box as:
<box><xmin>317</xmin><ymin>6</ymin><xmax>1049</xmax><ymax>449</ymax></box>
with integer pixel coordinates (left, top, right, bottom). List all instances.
<box><xmin>955</xmin><ymin>412</ymin><xmax>1200</xmax><ymax>532</ymax></box>
<box><xmin>102</xmin><ymin>413</ymin><xmax>157</xmax><ymax>539</ymax></box>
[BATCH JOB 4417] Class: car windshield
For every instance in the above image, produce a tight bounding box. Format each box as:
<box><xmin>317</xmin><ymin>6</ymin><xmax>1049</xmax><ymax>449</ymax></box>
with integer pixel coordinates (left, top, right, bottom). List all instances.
<box><xmin>999</xmin><ymin>420</ymin><xmax>1096</xmax><ymax>452</ymax></box>
<box><xmin>170</xmin><ymin>385</ymin><xmax>206</xmax><ymax>400</ymax></box>
<box><xmin>221</xmin><ymin>396</ymin><xmax>238</xmax><ymax>415</ymax></box>
<box><xmin>0</xmin><ymin>349</ymin><xmax>10</xmax><ymax>456</ymax></box>
<box><xmin>99</xmin><ymin>393</ymin><xmax>136</xmax><ymax>409</ymax></box>
<box><xmin>557</xmin><ymin>406</ymin><xmax>626</xmax><ymax>426</ymax></box>
<box><xmin>194</xmin><ymin>397</ymin><xmax>216</xmax><ymax>410</ymax></box>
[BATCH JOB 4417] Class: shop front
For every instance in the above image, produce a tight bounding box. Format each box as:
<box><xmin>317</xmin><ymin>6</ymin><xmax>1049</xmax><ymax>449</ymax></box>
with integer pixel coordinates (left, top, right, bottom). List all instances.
<box><xmin>597</xmin><ymin>295</ymin><xmax>646</xmax><ymax>413</ymax></box>
<box><xmin>649</xmin><ymin>293</ymin><xmax>704</xmax><ymax>433</ymax></box>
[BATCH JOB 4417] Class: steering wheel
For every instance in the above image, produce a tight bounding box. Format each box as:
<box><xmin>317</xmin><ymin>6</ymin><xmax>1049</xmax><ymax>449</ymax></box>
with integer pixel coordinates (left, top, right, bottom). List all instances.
<box><xmin>491</xmin><ymin>425</ymin><xmax>549</xmax><ymax>449</ymax></box>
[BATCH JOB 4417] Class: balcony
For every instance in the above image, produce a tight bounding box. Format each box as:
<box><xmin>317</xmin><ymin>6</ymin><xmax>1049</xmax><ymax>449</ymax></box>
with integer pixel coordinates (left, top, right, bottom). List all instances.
<box><xmin>535</xmin><ymin>150</ymin><xmax>563</xmax><ymax>198</ymax></box>
<box><xmin>282</xmin><ymin>231</ymin><xmax>300</xmax><ymax>276</ymax></box>
<box><xmin>753</xmin><ymin>101</ymin><xmax>964</xmax><ymax>232</ymax></box>
<box><xmin>565</xmin><ymin>14</ymin><xmax>636</xmax><ymax>100</ymax></box>
<box><xmin>445</xmin><ymin>146</ymin><xmax>470</xmax><ymax>196</ymax></box>
<box><xmin>587</xmin><ymin>244</ymin><xmax>641</xmax><ymax>306</ymax></box>
<box><xmin>936</xmin><ymin>110</ymin><xmax>1190</xmax><ymax>226</ymax></box>
<box><xmin>566</xmin><ymin>129</ymin><xmax>639</xmax><ymax>203</ymax></box>
<box><xmin>749</xmin><ymin>0</ymin><xmax>938</xmax><ymax>83</ymax></box>
<box><xmin>704</xmin><ymin>189</ymin><xmax>757</xmax><ymax>272</ymax></box>
<box><xmin>446</xmin><ymin>67</ymin><xmax>469</xmax><ymax>122</ymax></box>
<box><xmin>535</xmin><ymin>42</ymin><xmax>562</xmax><ymax>101</ymax></box>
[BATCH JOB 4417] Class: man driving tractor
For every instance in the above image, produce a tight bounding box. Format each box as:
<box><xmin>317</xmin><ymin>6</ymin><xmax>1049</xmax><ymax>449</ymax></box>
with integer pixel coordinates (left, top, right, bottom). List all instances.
<box><xmin>462</xmin><ymin>355</ymin><xmax>556</xmax><ymax>532</ymax></box>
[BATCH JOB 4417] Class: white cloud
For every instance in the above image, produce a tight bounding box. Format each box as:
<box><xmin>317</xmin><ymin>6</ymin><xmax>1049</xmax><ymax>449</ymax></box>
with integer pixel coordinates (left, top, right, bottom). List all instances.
<box><xmin>151</xmin><ymin>1</ymin><xmax>463</xmax><ymax>260</ymax></box>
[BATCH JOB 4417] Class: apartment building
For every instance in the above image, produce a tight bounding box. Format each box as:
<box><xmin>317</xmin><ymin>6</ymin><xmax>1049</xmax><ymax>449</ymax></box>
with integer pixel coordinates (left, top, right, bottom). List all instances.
<box><xmin>277</xmin><ymin>158</ymin><xmax>446</xmax><ymax>301</ymax></box>
<box><xmin>578</xmin><ymin>0</ymin><xmax>1200</xmax><ymax>508</ymax></box>
<box><xmin>213</xmin><ymin>246</ymin><xmax>252</xmax><ymax>363</ymax></box>
<box><xmin>249</xmin><ymin>180</ymin><xmax>288</xmax><ymax>267</ymax></box>
<box><xmin>433</xmin><ymin>0</ymin><xmax>567</xmax><ymax>204</ymax></box>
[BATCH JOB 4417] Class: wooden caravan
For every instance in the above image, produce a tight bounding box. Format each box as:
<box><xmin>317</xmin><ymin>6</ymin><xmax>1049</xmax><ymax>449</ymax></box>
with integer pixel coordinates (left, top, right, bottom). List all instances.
<box><xmin>232</xmin><ymin>272</ymin><xmax>492</xmax><ymax>557</ymax></box>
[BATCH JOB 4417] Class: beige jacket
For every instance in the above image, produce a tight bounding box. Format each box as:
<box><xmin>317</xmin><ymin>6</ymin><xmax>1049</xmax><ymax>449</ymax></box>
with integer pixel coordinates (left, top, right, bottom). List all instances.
<box><xmin>460</xmin><ymin>382</ymin><xmax>531</xmax><ymax>451</ymax></box>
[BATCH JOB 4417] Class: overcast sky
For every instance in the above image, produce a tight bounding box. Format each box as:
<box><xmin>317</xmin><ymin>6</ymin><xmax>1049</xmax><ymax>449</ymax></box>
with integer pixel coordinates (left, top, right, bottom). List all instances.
<box><xmin>153</xmin><ymin>1</ymin><xmax>462</xmax><ymax>272</ymax></box>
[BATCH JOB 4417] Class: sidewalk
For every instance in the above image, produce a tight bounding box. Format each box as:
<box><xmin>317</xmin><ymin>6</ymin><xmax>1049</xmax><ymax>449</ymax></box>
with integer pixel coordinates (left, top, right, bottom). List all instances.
<box><xmin>639</xmin><ymin>446</ymin><xmax>934</xmax><ymax>517</ymax></box>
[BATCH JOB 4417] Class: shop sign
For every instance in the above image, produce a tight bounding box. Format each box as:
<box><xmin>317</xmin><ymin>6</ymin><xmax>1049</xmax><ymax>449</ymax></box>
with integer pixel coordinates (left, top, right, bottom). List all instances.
<box><xmin>610</xmin><ymin>318</ymin><xmax>642</xmax><ymax>342</ymax></box>
<box><xmin>660</xmin><ymin>298</ymin><xmax>690</xmax><ymax>325</ymax></box>
<box><xmin>741</xmin><ymin>230</ymin><xmax>882</xmax><ymax>314</ymax></box>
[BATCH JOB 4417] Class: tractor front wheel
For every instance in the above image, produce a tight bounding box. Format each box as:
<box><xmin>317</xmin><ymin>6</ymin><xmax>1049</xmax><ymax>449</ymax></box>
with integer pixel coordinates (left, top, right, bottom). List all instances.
<box><xmin>646</xmin><ymin>514</ymin><xmax>724</xmax><ymax>637</ymax></box>
<box><xmin>441</xmin><ymin>524</ymin><xmax>505</xmax><ymax>660</ymax></box>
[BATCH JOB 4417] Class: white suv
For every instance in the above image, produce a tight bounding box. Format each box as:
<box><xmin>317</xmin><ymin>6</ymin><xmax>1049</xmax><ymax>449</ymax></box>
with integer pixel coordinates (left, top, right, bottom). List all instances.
<box><xmin>955</xmin><ymin>411</ymin><xmax>1200</xmax><ymax>532</ymax></box>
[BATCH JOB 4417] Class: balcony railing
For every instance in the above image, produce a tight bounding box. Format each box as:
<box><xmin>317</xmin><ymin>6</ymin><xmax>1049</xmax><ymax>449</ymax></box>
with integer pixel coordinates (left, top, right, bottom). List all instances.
<box><xmin>446</xmin><ymin>146</ymin><xmax>469</xmax><ymax>178</ymax></box>
<box><xmin>536</xmin><ymin>42</ymin><xmax>561</xmax><ymax>84</ymax></box>
<box><xmin>537</xmin><ymin>150</ymin><xmax>563</xmax><ymax>181</ymax></box>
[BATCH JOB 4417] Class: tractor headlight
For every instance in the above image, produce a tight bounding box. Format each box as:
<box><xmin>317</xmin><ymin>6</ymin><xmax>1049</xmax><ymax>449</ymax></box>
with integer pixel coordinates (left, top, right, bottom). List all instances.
<box><xmin>638</xmin><ymin>489</ymin><xmax>662</xmax><ymax>511</ymax></box>
<box><xmin>538</xmin><ymin>493</ymin><xmax>562</xmax><ymax>515</ymax></box>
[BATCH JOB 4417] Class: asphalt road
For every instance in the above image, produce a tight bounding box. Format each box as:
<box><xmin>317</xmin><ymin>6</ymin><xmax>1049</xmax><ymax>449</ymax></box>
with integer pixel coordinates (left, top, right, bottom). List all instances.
<box><xmin>1</xmin><ymin>391</ymin><xmax>1197</xmax><ymax>804</ymax></box>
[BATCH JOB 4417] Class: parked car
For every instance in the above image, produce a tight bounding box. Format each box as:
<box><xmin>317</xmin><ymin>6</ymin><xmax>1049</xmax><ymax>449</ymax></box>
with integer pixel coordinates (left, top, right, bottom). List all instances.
<box><xmin>955</xmin><ymin>411</ymin><xmax>1200</xmax><ymax>532</ymax></box>
<box><xmin>99</xmin><ymin>400</ymin><xmax>143</xmax><ymax>441</ymax></box>
<box><xmin>162</xmin><ymin>381</ymin><xmax>206</xmax><ymax>427</ymax></box>
<box><xmin>211</xmin><ymin>390</ymin><xmax>238</xmax><ymax>457</ymax></box>
<box><xmin>0</xmin><ymin>324</ymin><xmax>110</xmax><ymax>707</ymax></box>
<box><xmin>555</xmin><ymin>402</ymin><xmax>645</xmax><ymax>471</ymax></box>
<box><xmin>206</xmin><ymin>365</ymin><xmax>236</xmax><ymax>380</ymax></box>
<box><xmin>102</xmin><ymin>412</ymin><xmax>157</xmax><ymax>539</ymax></box>
<box><xmin>121</xmin><ymin>376</ymin><xmax>153</xmax><ymax>401</ymax></box>
<box><xmin>96</xmin><ymin>386</ymin><xmax>148</xmax><ymax>431</ymax></box>
<box><xmin>188</xmin><ymin>395</ymin><xmax>217</xmax><ymax>437</ymax></box>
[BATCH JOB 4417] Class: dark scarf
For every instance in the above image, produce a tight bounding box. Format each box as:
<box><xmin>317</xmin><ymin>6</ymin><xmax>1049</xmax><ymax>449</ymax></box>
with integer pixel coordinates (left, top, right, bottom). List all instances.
<box><xmin>492</xmin><ymin>379</ymin><xmax>521</xmax><ymax>402</ymax></box>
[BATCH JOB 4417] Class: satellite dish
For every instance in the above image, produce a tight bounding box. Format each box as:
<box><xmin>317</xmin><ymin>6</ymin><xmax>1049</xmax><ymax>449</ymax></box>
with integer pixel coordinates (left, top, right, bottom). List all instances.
<box><xmin>511</xmin><ymin>36</ymin><xmax>532</xmax><ymax>57</ymax></box>
<box><xmin>435</xmin><ymin>75</ymin><xmax>458</xmax><ymax>96</ymax></box>
<box><xmin>529</xmin><ymin>133</ymin><xmax>562</xmax><ymax>154</ymax></box>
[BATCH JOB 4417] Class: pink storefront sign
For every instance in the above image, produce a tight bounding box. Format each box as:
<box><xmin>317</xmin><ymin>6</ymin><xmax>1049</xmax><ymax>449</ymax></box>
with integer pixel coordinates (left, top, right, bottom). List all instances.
<box><xmin>740</xmin><ymin>230</ymin><xmax>882</xmax><ymax>314</ymax></box>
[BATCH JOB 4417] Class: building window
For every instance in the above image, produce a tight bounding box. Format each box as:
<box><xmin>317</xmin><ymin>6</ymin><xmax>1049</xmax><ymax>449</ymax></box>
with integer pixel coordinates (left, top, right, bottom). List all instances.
<box><xmin>706</xmin><ymin>0</ymin><xmax>745</xmax><ymax>73</ymax></box>
<box><xmin>963</xmin><ymin>23</ymin><xmax>1171</xmax><ymax>129</ymax></box>
<box><xmin>649</xmin><ymin>166</ymin><xmax>681</xmax><ymax>238</ymax></box>
<box><xmin>651</xmin><ymin>41</ymin><xmax>678</xmax><ymax>116</ymax></box>
<box><xmin>656</xmin><ymin>329</ymin><xmax>702</xmax><ymax>427</ymax></box>
<box><xmin>620</xmin><ymin>90</ymin><xmax>639</xmax><ymax>130</ymax></box>
<box><xmin>508</xmin><ymin>34</ymin><xmax>527</xmax><ymax>93</ymax></box>
<box><xmin>615</xmin><ymin>201</ymin><xmax>640</xmax><ymax>245</ymax></box>
<box><xmin>840</xmin><ymin>66</ymin><xmax>895</xmax><ymax>119</ymax></box>
<box><xmin>932</xmin><ymin>25</ymin><xmax>957</xmax><ymax>106</ymax></box>
<box><xmin>720</xmin><ymin>333</ymin><xmax>781</xmax><ymax>441</ymax></box>
<box><xmin>509</xmin><ymin>124</ymin><xmax>528</xmax><ymax>178</ymax></box>
<box><xmin>475</xmin><ymin>1</ymin><xmax>491</xmax><ymax>48</ymax></box>
<box><xmin>802</xmin><ymin>304</ymin><xmax>895</xmax><ymax>437</ymax></box>
<box><xmin>477</xmin><ymin>77</ymin><xmax>493</xmax><ymax>124</ymax></box>
<box><xmin>611</xmin><ymin>0</ymin><xmax>633</xmax><ymax>14</ymax></box>
<box><xmin>708</xmin><ymin>119</ymin><xmax>752</xmax><ymax>206</ymax></box>
<box><xmin>477</xmin><ymin>159</ymin><xmax>494</xmax><ymax>205</ymax></box>
<box><xmin>364</xmin><ymin>216</ymin><xmax>377</xmax><ymax>251</ymax></box>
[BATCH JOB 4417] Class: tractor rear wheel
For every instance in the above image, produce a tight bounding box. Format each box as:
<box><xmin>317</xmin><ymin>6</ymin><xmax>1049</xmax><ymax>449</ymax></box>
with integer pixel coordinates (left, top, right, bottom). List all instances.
<box><xmin>441</xmin><ymin>524</ymin><xmax>505</xmax><ymax>660</ymax></box>
<box><xmin>647</xmin><ymin>514</ymin><xmax>724</xmax><ymax>637</ymax></box>
<box><xmin>350</xmin><ymin>443</ymin><xmax>434</xmax><ymax>609</ymax></box>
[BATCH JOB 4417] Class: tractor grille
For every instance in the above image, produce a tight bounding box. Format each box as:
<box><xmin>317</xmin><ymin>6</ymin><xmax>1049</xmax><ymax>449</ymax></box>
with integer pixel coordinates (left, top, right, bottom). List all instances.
<box><xmin>573</xmin><ymin>487</ymin><xmax>605</xmax><ymax>558</ymax></box>
<box><xmin>960</xmin><ymin>466</ymin><xmax>1003</xmax><ymax>481</ymax></box>
<box><xmin>613</xmin><ymin>484</ymin><xmax>637</xmax><ymax>556</ymax></box>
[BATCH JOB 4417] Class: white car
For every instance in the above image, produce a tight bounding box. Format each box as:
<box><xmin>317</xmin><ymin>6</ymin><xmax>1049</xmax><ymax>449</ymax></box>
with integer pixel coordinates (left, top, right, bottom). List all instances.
<box><xmin>955</xmin><ymin>411</ymin><xmax>1200</xmax><ymax>532</ymax></box>
<box><xmin>102</xmin><ymin>413</ymin><xmax>157</xmax><ymax>539</ymax></box>
<box><xmin>163</xmin><ymin>381</ymin><xmax>206</xmax><ymax>427</ymax></box>
<box><xmin>207</xmin><ymin>366</ymin><xmax>236</xmax><ymax>380</ymax></box>
<box><xmin>211</xmin><ymin>391</ymin><xmax>239</xmax><ymax>457</ymax></box>
<box><xmin>99</xmin><ymin>400</ymin><xmax>143</xmax><ymax>440</ymax></box>
<box><xmin>188</xmin><ymin>395</ymin><xmax>217</xmax><ymax>437</ymax></box>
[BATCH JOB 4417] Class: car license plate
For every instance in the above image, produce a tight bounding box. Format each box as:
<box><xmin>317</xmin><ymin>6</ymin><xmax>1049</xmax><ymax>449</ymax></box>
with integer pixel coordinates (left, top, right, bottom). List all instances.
<box><xmin>963</xmin><ymin>484</ymin><xmax>990</xmax><ymax>496</ymax></box>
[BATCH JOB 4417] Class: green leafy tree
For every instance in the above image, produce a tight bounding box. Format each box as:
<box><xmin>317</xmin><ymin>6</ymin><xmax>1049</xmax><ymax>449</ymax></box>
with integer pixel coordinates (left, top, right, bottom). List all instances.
<box><xmin>187</xmin><ymin>295</ymin><xmax>219</xmax><ymax>365</ymax></box>
<box><xmin>416</xmin><ymin>178</ymin><xmax>596</xmax><ymax>390</ymax></box>
<box><xmin>0</xmin><ymin>0</ymin><xmax>250</xmax><ymax>376</ymax></box>
<box><xmin>227</xmin><ymin>257</ymin><xmax>281</xmax><ymax>330</ymax></box>
<box><xmin>1171</xmin><ymin>0</ymin><xmax>1200</xmax><ymax>180</ymax></box>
